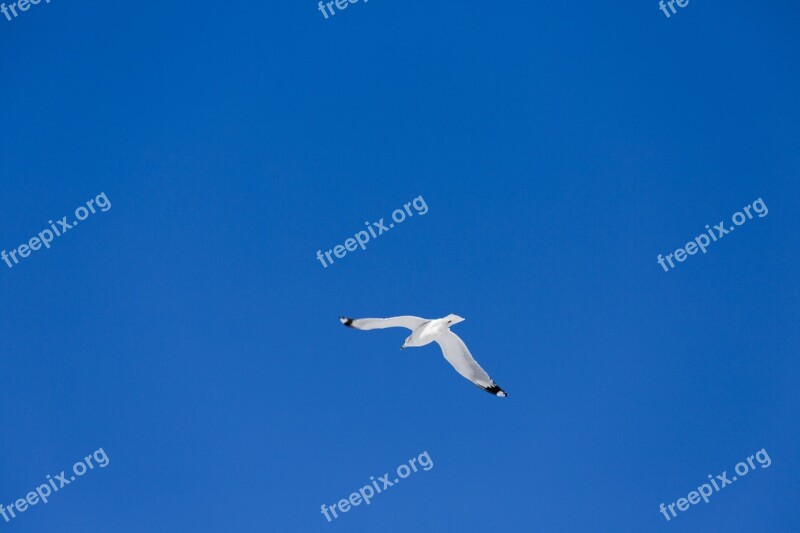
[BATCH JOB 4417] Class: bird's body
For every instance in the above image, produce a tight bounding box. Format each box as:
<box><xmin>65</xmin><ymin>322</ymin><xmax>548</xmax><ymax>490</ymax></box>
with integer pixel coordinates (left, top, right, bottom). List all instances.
<box><xmin>401</xmin><ymin>316</ymin><xmax>457</xmax><ymax>348</ymax></box>
<box><xmin>339</xmin><ymin>314</ymin><xmax>507</xmax><ymax>397</ymax></box>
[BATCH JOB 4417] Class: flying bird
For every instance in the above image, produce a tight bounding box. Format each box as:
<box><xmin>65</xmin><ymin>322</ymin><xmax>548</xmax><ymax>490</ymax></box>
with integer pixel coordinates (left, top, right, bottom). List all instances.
<box><xmin>339</xmin><ymin>314</ymin><xmax>507</xmax><ymax>397</ymax></box>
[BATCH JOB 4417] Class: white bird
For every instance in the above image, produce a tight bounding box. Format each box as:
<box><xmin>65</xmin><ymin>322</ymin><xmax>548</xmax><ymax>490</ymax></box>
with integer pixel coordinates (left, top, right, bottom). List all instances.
<box><xmin>339</xmin><ymin>314</ymin><xmax>507</xmax><ymax>397</ymax></box>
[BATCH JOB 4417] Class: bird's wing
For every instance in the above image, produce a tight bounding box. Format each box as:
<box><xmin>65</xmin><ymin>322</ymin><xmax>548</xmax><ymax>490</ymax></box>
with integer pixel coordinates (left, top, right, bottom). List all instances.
<box><xmin>435</xmin><ymin>331</ymin><xmax>507</xmax><ymax>397</ymax></box>
<box><xmin>340</xmin><ymin>316</ymin><xmax>427</xmax><ymax>331</ymax></box>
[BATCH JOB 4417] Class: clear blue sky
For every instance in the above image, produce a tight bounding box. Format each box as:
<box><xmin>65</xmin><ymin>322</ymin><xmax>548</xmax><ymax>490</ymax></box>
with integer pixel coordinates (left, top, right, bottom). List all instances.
<box><xmin>1</xmin><ymin>0</ymin><xmax>798</xmax><ymax>531</ymax></box>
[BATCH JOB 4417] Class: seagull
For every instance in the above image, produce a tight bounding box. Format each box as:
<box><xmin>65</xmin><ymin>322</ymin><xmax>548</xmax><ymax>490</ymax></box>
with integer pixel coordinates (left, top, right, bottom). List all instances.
<box><xmin>339</xmin><ymin>314</ymin><xmax>507</xmax><ymax>397</ymax></box>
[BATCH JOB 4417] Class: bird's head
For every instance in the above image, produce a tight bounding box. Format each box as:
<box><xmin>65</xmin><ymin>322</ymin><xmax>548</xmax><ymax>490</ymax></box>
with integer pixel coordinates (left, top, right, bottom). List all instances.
<box><xmin>445</xmin><ymin>314</ymin><xmax>465</xmax><ymax>326</ymax></box>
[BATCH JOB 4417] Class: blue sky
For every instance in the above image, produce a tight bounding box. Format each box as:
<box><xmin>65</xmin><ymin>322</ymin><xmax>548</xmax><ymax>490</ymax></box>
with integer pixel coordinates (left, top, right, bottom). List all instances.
<box><xmin>1</xmin><ymin>0</ymin><xmax>799</xmax><ymax>531</ymax></box>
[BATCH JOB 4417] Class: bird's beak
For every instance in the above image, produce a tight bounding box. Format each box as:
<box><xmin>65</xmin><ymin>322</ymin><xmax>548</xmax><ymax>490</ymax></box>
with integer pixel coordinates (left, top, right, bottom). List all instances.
<box><xmin>400</xmin><ymin>345</ymin><xmax>405</xmax><ymax>350</ymax></box>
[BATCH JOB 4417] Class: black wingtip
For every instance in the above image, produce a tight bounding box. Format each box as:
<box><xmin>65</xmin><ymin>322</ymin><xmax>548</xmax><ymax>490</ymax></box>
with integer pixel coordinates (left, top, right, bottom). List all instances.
<box><xmin>485</xmin><ymin>384</ymin><xmax>508</xmax><ymax>397</ymax></box>
<box><xmin>339</xmin><ymin>317</ymin><xmax>354</xmax><ymax>328</ymax></box>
